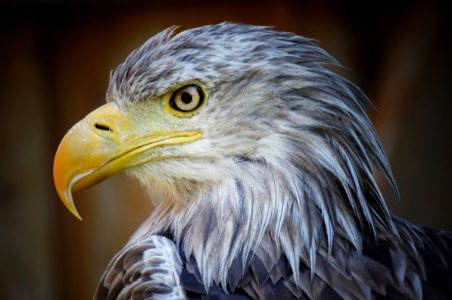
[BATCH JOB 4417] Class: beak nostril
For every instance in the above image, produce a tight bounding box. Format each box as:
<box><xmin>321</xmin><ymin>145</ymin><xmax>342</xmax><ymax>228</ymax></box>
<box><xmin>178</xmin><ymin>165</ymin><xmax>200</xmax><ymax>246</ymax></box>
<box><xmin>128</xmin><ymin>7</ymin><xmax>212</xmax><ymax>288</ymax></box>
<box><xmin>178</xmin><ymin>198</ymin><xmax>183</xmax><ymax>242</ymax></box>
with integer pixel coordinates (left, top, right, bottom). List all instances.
<box><xmin>95</xmin><ymin>123</ymin><xmax>113</xmax><ymax>132</ymax></box>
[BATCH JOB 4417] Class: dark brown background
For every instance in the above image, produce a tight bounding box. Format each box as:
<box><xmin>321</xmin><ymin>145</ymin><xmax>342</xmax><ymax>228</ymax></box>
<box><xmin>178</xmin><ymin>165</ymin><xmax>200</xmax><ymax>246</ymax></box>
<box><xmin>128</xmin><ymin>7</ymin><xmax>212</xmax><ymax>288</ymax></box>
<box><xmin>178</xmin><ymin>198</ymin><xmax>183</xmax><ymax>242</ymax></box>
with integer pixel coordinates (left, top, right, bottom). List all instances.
<box><xmin>1</xmin><ymin>1</ymin><xmax>451</xmax><ymax>299</ymax></box>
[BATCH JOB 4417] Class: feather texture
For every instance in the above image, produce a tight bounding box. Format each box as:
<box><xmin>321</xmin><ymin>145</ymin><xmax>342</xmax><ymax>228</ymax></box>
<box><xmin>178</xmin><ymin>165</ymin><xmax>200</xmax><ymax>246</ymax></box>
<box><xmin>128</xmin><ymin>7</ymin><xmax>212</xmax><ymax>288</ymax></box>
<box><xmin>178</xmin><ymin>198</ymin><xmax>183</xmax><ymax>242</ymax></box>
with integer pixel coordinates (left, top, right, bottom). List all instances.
<box><xmin>95</xmin><ymin>235</ymin><xmax>186</xmax><ymax>299</ymax></box>
<box><xmin>91</xmin><ymin>23</ymin><xmax>452</xmax><ymax>299</ymax></box>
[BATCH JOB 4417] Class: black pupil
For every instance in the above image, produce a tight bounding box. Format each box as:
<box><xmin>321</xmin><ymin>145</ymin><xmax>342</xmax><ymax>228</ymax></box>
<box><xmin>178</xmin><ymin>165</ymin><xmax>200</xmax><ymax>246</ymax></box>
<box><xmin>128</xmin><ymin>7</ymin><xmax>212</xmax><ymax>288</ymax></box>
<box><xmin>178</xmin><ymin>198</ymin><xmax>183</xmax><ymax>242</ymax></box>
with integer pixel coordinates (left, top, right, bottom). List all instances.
<box><xmin>181</xmin><ymin>92</ymin><xmax>192</xmax><ymax>104</ymax></box>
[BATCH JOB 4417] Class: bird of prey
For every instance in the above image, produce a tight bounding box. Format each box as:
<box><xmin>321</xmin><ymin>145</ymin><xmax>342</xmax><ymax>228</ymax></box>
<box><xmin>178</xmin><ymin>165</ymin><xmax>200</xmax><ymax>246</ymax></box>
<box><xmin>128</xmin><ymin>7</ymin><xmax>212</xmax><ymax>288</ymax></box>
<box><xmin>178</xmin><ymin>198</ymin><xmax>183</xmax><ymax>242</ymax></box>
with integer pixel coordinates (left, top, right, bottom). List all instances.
<box><xmin>53</xmin><ymin>23</ymin><xmax>452</xmax><ymax>299</ymax></box>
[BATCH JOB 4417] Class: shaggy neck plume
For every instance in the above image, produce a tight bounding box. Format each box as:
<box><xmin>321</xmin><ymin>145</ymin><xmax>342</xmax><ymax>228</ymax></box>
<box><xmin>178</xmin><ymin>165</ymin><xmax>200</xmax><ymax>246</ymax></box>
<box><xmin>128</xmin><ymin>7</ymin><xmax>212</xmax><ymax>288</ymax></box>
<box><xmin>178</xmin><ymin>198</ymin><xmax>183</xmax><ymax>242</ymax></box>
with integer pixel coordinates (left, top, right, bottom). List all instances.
<box><xmin>130</xmin><ymin>156</ymin><xmax>395</xmax><ymax>290</ymax></box>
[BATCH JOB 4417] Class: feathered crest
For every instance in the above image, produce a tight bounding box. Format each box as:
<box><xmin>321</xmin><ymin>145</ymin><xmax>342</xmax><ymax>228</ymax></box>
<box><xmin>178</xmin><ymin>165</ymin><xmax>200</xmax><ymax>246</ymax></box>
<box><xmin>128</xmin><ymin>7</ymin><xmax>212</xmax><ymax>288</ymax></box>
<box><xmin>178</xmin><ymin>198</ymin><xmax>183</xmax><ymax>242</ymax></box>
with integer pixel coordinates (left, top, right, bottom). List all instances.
<box><xmin>108</xmin><ymin>25</ymin><xmax>179</xmax><ymax>102</ymax></box>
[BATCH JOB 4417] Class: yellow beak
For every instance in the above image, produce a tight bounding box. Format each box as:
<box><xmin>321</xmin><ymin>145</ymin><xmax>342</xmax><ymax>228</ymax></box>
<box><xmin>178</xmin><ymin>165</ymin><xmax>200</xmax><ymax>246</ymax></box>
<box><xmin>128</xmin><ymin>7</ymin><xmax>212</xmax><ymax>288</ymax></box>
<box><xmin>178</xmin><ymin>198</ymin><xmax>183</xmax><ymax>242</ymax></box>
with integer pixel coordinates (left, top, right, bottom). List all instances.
<box><xmin>53</xmin><ymin>103</ymin><xmax>202</xmax><ymax>220</ymax></box>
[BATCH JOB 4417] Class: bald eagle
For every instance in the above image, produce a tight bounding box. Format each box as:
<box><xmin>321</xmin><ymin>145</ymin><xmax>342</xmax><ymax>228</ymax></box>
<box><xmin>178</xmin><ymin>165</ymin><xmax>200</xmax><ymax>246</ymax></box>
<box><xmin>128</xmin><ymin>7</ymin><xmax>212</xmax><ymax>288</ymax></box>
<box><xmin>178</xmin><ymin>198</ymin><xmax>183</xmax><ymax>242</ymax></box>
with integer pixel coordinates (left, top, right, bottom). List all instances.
<box><xmin>54</xmin><ymin>23</ymin><xmax>452</xmax><ymax>299</ymax></box>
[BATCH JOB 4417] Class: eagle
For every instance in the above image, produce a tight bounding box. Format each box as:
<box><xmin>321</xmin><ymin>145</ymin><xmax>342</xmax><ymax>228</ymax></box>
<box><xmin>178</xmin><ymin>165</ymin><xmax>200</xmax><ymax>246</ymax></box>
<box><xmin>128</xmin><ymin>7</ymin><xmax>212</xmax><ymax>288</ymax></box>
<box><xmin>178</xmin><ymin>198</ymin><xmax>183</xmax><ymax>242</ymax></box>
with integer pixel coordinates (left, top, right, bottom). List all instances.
<box><xmin>53</xmin><ymin>23</ymin><xmax>452</xmax><ymax>299</ymax></box>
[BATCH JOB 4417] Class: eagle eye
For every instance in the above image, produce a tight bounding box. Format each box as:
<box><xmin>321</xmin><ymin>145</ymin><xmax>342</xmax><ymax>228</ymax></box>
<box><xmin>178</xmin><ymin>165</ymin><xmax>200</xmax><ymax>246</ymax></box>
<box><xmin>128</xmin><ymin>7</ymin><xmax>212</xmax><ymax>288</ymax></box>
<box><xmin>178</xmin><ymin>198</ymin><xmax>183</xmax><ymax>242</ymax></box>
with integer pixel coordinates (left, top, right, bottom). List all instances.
<box><xmin>169</xmin><ymin>85</ymin><xmax>204</xmax><ymax>113</ymax></box>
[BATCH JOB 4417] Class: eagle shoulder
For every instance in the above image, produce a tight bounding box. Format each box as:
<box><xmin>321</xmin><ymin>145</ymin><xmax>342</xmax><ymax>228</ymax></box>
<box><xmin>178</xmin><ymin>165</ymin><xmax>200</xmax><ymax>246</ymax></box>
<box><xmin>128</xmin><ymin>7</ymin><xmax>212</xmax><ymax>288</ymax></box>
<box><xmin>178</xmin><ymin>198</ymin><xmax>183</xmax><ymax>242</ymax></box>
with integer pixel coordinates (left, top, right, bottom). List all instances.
<box><xmin>93</xmin><ymin>235</ymin><xmax>186</xmax><ymax>300</ymax></box>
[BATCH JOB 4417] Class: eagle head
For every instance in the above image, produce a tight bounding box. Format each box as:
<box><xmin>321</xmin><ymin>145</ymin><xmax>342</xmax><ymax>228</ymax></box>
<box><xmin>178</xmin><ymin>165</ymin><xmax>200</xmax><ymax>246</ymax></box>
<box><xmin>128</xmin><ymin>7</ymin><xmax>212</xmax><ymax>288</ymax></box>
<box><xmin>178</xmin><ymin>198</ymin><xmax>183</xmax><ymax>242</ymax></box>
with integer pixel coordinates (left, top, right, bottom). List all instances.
<box><xmin>54</xmin><ymin>23</ymin><xmax>397</xmax><ymax>288</ymax></box>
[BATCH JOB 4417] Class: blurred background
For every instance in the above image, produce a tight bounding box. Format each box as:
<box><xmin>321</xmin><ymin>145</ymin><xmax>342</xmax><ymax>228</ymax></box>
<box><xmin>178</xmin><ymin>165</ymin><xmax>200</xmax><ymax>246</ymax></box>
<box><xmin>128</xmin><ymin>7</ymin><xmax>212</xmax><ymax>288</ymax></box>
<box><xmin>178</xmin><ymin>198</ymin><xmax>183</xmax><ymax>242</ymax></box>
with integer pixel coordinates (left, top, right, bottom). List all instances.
<box><xmin>0</xmin><ymin>0</ymin><xmax>450</xmax><ymax>299</ymax></box>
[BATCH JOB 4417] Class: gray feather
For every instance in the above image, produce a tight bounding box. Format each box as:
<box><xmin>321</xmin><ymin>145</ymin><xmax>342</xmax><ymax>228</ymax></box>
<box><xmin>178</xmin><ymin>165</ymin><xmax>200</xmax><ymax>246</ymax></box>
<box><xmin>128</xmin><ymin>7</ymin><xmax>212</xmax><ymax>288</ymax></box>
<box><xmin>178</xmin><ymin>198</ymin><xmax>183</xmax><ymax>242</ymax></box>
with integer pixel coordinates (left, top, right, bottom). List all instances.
<box><xmin>91</xmin><ymin>23</ymin><xmax>452</xmax><ymax>299</ymax></box>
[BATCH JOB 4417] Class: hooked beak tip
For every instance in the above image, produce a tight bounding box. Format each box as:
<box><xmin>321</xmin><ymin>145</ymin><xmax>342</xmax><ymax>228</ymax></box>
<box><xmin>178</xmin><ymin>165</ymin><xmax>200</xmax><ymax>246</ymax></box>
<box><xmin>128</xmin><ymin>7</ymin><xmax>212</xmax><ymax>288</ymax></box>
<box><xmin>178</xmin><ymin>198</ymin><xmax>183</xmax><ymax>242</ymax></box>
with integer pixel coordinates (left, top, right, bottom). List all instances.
<box><xmin>60</xmin><ymin>188</ymin><xmax>83</xmax><ymax>221</ymax></box>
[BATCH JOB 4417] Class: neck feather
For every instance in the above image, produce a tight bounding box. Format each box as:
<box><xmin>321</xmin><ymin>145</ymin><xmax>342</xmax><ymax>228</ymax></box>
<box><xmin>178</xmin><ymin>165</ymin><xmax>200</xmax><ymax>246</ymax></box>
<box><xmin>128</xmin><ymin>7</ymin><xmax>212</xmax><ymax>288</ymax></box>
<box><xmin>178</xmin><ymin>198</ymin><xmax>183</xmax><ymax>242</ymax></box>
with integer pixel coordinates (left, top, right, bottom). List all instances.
<box><xmin>130</xmin><ymin>158</ymin><xmax>395</xmax><ymax>288</ymax></box>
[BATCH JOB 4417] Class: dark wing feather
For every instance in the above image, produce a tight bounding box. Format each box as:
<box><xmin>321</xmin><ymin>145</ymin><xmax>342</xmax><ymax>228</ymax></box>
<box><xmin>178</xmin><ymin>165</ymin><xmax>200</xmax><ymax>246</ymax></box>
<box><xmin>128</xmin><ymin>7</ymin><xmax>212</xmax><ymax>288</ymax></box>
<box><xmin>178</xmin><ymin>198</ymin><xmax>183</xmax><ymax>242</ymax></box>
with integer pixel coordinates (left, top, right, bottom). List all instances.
<box><xmin>94</xmin><ymin>223</ymin><xmax>452</xmax><ymax>300</ymax></box>
<box><xmin>359</xmin><ymin>221</ymin><xmax>452</xmax><ymax>300</ymax></box>
<box><xmin>418</xmin><ymin>227</ymin><xmax>452</xmax><ymax>299</ymax></box>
